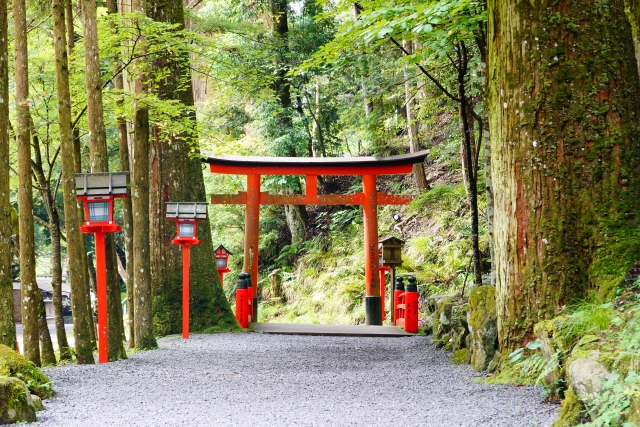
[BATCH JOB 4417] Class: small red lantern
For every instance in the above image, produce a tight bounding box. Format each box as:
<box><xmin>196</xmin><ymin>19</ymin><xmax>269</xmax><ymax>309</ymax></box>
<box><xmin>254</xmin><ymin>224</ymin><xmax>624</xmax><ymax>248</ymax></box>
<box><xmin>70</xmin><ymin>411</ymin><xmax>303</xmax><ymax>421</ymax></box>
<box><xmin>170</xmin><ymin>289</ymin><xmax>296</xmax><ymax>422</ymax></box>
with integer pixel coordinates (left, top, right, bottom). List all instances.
<box><xmin>76</xmin><ymin>172</ymin><xmax>128</xmax><ymax>233</ymax></box>
<box><xmin>165</xmin><ymin>202</ymin><xmax>208</xmax><ymax>339</ymax></box>
<box><xmin>166</xmin><ymin>202</ymin><xmax>208</xmax><ymax>245</ymax></box>
<box><xmin>214</xmin><ymin>245</ymin><xmax>233</xmax><ymax>284</ymax></box>
<box><xmin>76</xmin><ymin>172</ymin><xmax>129</xmax><ymax>364</ymax></box>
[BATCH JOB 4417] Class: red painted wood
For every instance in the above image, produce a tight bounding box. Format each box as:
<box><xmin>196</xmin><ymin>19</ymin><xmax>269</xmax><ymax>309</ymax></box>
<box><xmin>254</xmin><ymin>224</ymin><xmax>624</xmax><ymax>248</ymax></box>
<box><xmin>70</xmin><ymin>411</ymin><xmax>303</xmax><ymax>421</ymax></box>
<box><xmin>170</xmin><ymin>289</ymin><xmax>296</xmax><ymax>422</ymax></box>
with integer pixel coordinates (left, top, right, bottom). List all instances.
<box><xmin>183</xmin><ymin>244</ymin><xmax>190</xmax><ymax>339</ymax></box>
<box><xmin>95</xmin><ymin>231</ymin><xmax>108</xmax><ymax>364</ymax></box>
<box><xmin>245</xmin><ymin>175</ymin><xmax>260</xmax><ymax>304</ymax></box>
<box><xmin>209</xmin><ymin>163</ymin><xmax>413</xmax><ymax>176</ymax></box>
<box><xmin>210</xmin><ymin>191</ymin><xmax>412</xmax><ymax>206</ymax></box>
<box><xmin>363</xmin><ymin>175</ymin><xmax>379</xmax><ymax>299</ymax></box>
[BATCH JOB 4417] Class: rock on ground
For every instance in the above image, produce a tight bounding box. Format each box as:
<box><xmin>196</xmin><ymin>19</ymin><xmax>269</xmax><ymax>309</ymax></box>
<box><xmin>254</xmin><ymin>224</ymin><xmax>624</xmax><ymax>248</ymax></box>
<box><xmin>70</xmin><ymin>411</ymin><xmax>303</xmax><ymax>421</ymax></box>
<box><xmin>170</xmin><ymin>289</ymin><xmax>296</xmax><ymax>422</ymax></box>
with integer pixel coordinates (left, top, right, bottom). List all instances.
<box><xmin>0</xmin><ymin>376</ymin><xmax>37</xmax><ymax>424</ymax></box>
<box><xmin>32</xmin><ymin>333</ymin><xmax>558</xmax><ymax>427</ymax></box>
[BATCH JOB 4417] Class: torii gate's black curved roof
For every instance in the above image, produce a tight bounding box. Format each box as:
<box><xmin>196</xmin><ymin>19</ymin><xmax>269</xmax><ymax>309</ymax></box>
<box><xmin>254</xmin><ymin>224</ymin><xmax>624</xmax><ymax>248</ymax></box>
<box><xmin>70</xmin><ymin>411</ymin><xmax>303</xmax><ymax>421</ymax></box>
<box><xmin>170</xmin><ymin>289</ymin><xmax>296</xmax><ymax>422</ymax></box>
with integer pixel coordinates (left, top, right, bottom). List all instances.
<box><xmin>201</xmin><ymin>150</ymin><xmax>429</xmax><ymax>168</ymax></box>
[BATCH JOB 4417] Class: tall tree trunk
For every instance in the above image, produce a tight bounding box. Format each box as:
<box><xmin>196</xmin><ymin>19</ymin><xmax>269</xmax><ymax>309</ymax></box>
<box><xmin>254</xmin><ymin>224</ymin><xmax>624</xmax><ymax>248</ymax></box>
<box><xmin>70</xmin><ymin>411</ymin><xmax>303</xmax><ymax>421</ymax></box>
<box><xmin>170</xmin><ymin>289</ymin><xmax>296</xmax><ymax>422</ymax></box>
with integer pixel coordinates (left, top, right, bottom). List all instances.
<box><xmin>81</xmin><ymin>0</ymin><xmax>127</xmax><ymax>361</ymax></box>
<box><xmin>14</xmin><ymin>0</ymin><xmax>40</xmax><ymax>366</ymax></box>
<box><xmin>131</xmin><ymin>0</ymin><xmax>157</xmax><ymax>349</ymax></box>
<box><xmin>49</xmin><ymin>206</ymin><xmax>72</xmax><ymax>359</ymax></box>
<box><xmin>146</xmin><ymin>0</ymin><xmax>237</xmax><ymax>335</ymax></box>
<box><xmin>36</xmin><ymin>291</ymin><xmax>56</xmax><ymax>365</ymax></box>
<box><xmin>106</xmin><ymin>0</ymin><xmax>135</xmax><ymax>348</ymax></box>
<box><xmin>487</xmin><ymin>0</ymin><xmax>640</xmax><ymax>351</ymax></box>
<box><xmin>0</xmin><ymin>0</ymin><xmax>16</xmax><ymax>349</ymax></box>
<box><xmin>52</xmin><ymin>0</ymin><xmax>95</xmax><ymax>363</ymax></box>
<box><xmin>66</xmin><ymin>0</ymin><xmax>97</xmax><ymax>350</ymax></box>
<box><xmin>31</xmin><ymin>125</ymin><xmax>71</xmax><ymax>361</ymax></box>
<box><xmin>402</xmin><ymin>40</ymin><xmax>429</xmax><ymax>191</ymax></box>
<box><xmin>456</xmin><ymin>42</ymin><xmax>482</xmax><ymax>288</ymax></box>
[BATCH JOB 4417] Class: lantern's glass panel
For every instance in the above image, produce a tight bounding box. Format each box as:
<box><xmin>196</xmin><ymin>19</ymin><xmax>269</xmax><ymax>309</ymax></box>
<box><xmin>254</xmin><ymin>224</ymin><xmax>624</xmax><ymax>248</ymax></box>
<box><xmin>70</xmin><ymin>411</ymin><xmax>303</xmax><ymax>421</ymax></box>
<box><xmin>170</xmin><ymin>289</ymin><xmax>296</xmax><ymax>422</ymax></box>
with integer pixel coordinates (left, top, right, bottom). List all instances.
<box><xmin>88</xmin><ymin>202</ymin><xmax>110</xmax><ymax>222</ymax></box>
<box><xmin>216</xmin><ymin>257</ymin><xmax>227</xmax><ymax>269</ymax></box>
<box><xmin>179</xmin><ymin>223</ymin><xmax>194</xmax><ymax>237</ymax></box>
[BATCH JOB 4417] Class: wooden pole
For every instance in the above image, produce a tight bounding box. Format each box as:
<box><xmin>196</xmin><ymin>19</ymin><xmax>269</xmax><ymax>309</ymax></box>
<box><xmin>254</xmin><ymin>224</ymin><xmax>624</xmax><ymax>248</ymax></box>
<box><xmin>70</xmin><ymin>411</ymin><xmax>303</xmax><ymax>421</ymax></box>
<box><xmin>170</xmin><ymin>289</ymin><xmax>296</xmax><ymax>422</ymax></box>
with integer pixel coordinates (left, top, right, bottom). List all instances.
<box><xmin>95</xmin><ymin>231</ymin><xmax>108</xmax><ymax>363</ymax></box>
<box><xmin>182</xmin><ymin>244</ymin><xmax>190</xmax><ymax>339</ymax></box>
<box><xmin>245</xmin><ymin>174</ymin><xmax>261</xmax><ymax>321</ymax></box>
<box><xmin>363</xmin><ymin>174</ymin><xmax>381</xmax><ymax>325</ymax></box>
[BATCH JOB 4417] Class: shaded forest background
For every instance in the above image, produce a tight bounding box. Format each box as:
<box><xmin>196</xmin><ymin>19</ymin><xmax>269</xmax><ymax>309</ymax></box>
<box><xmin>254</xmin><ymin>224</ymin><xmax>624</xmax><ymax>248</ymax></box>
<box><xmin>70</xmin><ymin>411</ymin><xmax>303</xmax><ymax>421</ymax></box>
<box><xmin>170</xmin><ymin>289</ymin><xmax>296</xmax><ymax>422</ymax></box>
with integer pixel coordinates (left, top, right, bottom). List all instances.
<box><xmin>3</xmin><ymin>0</ymin><xmax>640</xmax><ymax>424</ymax></box>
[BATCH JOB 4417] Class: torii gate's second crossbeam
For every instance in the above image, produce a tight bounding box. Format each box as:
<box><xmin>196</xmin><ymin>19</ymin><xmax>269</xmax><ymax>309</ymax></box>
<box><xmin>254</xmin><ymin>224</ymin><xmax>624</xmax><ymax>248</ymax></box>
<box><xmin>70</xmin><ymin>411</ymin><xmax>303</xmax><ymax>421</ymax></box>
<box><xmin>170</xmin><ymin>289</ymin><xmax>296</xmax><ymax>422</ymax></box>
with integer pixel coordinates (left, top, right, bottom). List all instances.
<box><xmin>203</xmin><ymin>151</ymin><xmax>429</xmax><ymax>325</ymax></box>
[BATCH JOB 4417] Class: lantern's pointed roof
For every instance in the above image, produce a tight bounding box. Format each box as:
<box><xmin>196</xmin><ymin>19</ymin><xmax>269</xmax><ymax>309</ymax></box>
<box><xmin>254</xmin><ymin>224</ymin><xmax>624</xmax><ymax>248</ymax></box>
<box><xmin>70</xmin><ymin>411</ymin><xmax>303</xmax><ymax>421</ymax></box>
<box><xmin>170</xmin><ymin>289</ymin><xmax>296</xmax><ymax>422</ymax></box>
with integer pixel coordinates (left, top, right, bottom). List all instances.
<box><xmin>214</xmin><ymin>245</ymin><xmax>233</xmax><ymax>255</ymax></box>
<box><xmin>202</xmin><ymin>151</ymin><xmax>429</xmax><ymax>176</ymax></box>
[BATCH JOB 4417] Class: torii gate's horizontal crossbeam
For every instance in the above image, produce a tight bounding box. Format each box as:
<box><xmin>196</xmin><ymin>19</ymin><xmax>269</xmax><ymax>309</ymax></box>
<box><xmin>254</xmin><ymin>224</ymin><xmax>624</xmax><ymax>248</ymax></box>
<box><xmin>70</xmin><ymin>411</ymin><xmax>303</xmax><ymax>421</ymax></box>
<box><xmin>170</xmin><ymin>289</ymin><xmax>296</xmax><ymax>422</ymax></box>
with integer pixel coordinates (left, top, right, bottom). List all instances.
<box><xmin>210</xmin><ymin>192</ymin><xmax>412</xmax><ymax>205</ymax></box>
<box><xmin>203</xmin><ymin>150</ymin><xmax>430</xmax><ymax>176</ymax></box>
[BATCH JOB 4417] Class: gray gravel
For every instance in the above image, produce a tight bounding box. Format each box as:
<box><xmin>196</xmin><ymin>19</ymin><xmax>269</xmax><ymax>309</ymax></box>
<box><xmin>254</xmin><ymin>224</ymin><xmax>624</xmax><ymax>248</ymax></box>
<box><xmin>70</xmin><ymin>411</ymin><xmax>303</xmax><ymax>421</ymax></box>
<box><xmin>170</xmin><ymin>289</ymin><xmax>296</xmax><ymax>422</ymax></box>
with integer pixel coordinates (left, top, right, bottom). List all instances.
<box><xmin>31</xmin><ymin>333</ymin><xmax>558</xmax><ymax>427</ymax></box>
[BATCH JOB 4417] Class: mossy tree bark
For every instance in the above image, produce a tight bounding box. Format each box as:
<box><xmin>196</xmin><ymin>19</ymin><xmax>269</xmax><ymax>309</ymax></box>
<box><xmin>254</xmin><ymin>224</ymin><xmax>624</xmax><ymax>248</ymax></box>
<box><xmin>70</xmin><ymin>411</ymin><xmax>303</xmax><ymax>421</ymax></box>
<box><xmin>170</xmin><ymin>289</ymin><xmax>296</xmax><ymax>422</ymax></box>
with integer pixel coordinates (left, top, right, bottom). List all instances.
<box><xmin>487</xmin><ymin>0</ymin><xmax>640</xmax><ymax>351</ymax></box>
<box><xmin>81</xmin><ymin>0</ymin><xmax>127</xmax><ymax>361</ymax></box>
<box><xmin>625</xmin><ymin>0</ymin><xmax>640</xmax><ymax>78</ymax></box>
<box><xmin>32</xmin><ymin>118</ymin><xmax>71</xmax><ymax>361</ymax></box>
<box><xmin>14</xmin><ymin>0</ymin><xmax>41</xmax><ymax>366</ymax></box>
<box><xmin>0</xmin><ymin>0</ymin><xmax>16</xmax><ymax>350</ymax></box>
<box><xmin>106</xmin><ymin>0</ymin><xmax>135</xmax><ymax>348</ymax></box>
<box><xmin>147</xmin><ymin>0</ymin><xmax>236</xmax><ymax>334</ymax></box>
<box><xmin>52</xmin><ymin>0</ymin><xmax>95</xmax><ymax>363</ymax></box>
<box><xmin>132</xmin><ymin>0</ymin><xmax>157</xmax><ymax>349</ymax></box>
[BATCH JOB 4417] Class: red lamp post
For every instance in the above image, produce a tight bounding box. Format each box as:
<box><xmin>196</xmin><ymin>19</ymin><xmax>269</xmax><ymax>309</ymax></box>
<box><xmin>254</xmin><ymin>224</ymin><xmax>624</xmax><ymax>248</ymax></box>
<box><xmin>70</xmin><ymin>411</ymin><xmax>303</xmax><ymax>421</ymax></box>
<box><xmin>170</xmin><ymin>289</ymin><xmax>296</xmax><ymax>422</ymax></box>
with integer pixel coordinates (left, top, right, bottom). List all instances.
<box><xmin>76</xmin><ymin>172</ymin><xmax>129</xmax><ymax>364</ymax></box>
<box><xmin>165</xmin><ymin>202</ymin><xmax>208</xmax><ymax>339</ymax></box>
<box><xmin>214</xmin><ymin>245</ymin><xmax>233</xmax><ymax>285</ymax></box>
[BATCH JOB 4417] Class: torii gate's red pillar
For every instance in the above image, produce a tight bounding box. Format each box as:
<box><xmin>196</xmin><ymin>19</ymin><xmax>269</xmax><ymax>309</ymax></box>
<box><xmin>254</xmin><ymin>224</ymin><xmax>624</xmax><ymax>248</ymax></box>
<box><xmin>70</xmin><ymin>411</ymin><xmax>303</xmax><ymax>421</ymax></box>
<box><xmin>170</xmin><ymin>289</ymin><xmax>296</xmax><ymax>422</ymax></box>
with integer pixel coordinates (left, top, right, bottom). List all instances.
<box><xmin>363</xmin><ymin>175</ymin><xmax>381</xmax><ymax>325</ymax></box>
<box><xmin>245</xmin><ymin>174</ymin><xmax>260</xmax><ymax>321</ymax></box>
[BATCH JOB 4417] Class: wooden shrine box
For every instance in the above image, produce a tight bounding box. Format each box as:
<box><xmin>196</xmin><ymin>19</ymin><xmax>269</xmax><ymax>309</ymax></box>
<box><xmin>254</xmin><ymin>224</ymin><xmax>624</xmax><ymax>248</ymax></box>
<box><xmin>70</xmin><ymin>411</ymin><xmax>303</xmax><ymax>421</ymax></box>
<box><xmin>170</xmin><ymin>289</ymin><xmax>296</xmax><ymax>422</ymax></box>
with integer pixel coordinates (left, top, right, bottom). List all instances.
<box><xmin>378</xmin><ymin>236</ymin><xmax>405</xmax><ymax>266</ymax></box>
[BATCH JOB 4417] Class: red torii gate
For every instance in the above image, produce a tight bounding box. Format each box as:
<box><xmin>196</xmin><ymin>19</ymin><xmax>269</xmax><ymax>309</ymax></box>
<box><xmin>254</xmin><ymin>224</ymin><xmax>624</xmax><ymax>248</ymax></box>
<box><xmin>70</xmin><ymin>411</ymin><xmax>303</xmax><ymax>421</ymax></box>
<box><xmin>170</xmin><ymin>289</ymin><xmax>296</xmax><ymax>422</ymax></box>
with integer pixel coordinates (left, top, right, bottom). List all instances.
<box><xmin>204</xmin><ymin>151</ymin><xmax>429</xmax><ymax>325</ymax></box>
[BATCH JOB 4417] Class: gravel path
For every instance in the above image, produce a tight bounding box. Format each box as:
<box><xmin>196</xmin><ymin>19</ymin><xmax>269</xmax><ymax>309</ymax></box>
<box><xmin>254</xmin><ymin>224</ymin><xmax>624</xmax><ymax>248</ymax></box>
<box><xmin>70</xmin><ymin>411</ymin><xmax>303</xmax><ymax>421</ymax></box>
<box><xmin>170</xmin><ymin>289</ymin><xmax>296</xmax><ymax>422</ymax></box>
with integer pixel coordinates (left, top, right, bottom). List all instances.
<box><xmin>31</xmin><ymin>333</ymin><xmax>558</xmax><ymax>427</ymax></box>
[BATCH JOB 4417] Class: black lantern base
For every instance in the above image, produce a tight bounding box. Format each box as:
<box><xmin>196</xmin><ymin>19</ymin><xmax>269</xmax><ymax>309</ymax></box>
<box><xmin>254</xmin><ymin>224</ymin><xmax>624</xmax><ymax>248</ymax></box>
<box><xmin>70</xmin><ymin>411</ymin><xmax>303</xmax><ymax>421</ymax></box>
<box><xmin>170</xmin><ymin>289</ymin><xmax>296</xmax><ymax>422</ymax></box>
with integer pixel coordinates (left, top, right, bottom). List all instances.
<box><xmin>365</xmin><ymin>296</ymin><xmax>382</xmax><ymax>325</ymax></box>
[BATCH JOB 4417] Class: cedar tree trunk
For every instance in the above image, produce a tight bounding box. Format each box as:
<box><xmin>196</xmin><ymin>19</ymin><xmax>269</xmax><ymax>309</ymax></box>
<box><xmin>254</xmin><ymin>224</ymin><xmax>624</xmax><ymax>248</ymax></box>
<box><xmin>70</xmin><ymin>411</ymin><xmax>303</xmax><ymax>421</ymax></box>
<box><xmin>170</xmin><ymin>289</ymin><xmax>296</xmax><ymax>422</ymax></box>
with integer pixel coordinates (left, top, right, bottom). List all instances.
<box><xmin>14</xmin><ymin>0</ymin><xmax>41</xmax><ymax>366</ymax></box>
<box><xmin>52</xmin><ymin>0</ymin><xmax>95</xmax><ymax>363</ymax></box>
<box><xmin>487</xmin><ymin>0</ymin><xmax>640</xmax><ymax>351</ymax></box>
<box><xmin>147</xmin><ymin>0</ymin><xmax>236</xmax><ymax>334</ymax></box>
<box><xmin>81</xmin><ymin>0</ymin><xmax>127</xmax><ymax>360</ymax></box>
<box><xmin>0</xmin><ymin>0</ymin><xmax>16</xmax><ymax>349</ymax></box>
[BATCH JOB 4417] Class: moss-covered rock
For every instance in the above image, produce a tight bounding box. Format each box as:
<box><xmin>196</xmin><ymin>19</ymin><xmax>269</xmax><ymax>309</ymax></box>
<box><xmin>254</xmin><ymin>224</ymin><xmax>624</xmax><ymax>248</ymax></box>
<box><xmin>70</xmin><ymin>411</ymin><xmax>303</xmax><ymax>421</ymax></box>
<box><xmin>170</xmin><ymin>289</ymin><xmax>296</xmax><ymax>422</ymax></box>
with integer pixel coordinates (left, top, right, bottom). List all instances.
<box><xmin>552</xmin><ymin>387</ymin><xmax>585</xmax><ymax>427</ymax></box>
<box><xmin>30</xmin><ymin>394</ymin><xmax>44</xmax><ymax>412</ymax></box>
<box><xmin>426</xmin><ymin>292</ymin><xmax>461</xmax><ymax>313</ymax></box>
<box><xmin>451</xmin><ymin>348</ymin><xmax>470</xmax><ymax>364</ymax></box>
<box><xmin>467</xmin><ymin>285</ymin><xmax>498</xmax><ymax>372</ymax></box>
<box><xmin>566</xmin><ymin>350</ymin><xmax>613</xmax><ymax>401</ymax></box>
<box><xmin>434</xmin><ymin>296</ymin><xmax>458</xmax><ymax>339</ymax></box>
<box><xmin>0</xmin><ymin>345</ymin><xmax>53</xmax><ymax>399</ymax></box>
<box><xmin>486</xmin><ymin>352</ymin><xmax>501</xmax><ymax>373</ymax></box>
<box><xmin>0</xmin><ymin>376</ymin><xmax>36</xmax><ymax>424</ymax></box>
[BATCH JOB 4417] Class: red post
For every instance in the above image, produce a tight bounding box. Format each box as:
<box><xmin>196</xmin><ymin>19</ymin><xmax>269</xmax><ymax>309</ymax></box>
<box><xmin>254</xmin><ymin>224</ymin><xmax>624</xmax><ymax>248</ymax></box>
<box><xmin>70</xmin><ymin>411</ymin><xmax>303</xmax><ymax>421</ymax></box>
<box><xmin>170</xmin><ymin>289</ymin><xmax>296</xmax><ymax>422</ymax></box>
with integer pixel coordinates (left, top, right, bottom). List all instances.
<box><xmin>363</xmin><ymin>174</ymin><xmax>381</xmax><ymax>325</ymax></box>
<box><xmin>95</xmin><ymin>231</ymin><xmax>108</xmax><ymax>364</ymax></box>
<box><xmin>218</xmin><ymin>270</ymin><xmax>224</xmax><ymax>286</ymax></box>
<box><xmin>182</xmin><ymin>244</ymin><xmax>190</xmax><ymax>339</ymax></box>
<box><xmin>379</xmin><ymin>267</ymin><xmax>390</xmax><ymax>321</ymax></box>
<box><xmin>235</xmin><ymin>276</ymin><xmax>248</xmax><ymax>328</ymax></box>
<box><xmin>404</xmin><ymin>276</ymin><xmax>419</xmax><ymax>333</ymax></box>
<box><xmin>393</xmin><ymin>277</ymin><xmax>405</xmax><ymax>327</ymax></box>
<box><xmin>379</xmin><ymin>269</ymin><xmax>385</xmax><ymax>321</ymax></box>
<box><xmin>245</xmin><ymin>174</ymin><xmax>260</xmax><ymax>321</ymax></box>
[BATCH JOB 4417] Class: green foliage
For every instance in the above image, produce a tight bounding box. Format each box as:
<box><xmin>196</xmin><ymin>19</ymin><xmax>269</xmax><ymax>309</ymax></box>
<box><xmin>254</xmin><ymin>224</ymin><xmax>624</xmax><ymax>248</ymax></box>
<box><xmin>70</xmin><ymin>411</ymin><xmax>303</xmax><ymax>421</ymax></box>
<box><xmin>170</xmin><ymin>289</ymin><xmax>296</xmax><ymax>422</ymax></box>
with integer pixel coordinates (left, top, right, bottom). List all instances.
<box><xmin>507</xmin><ymin>339</ymin><xmax>562</xmax><ymax>395</ymax></box>
<box><xmin>583</xmin><ymin>371</ymin><xmax>640</xmax><ymax>427</ymax></box>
